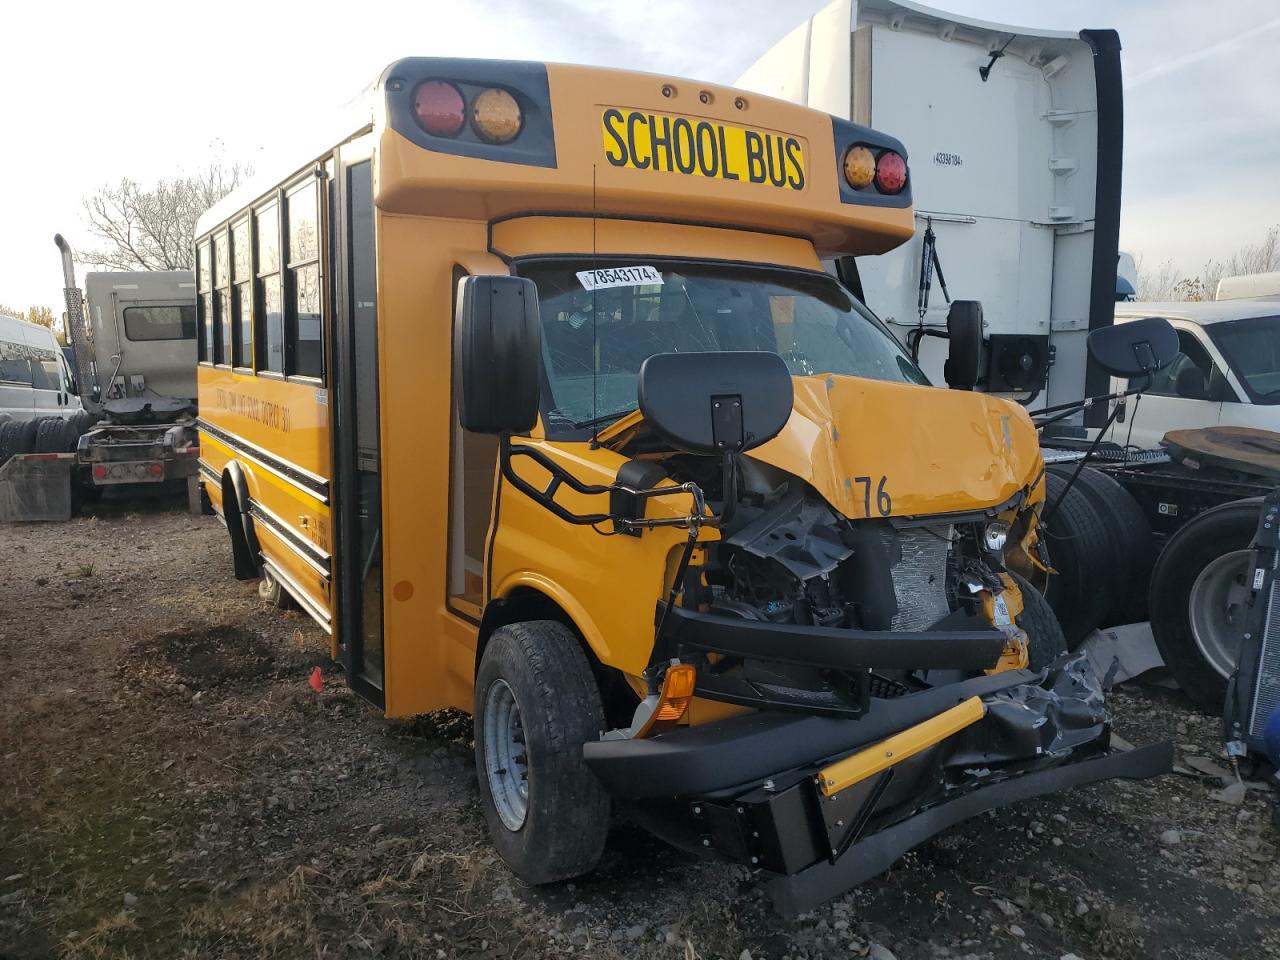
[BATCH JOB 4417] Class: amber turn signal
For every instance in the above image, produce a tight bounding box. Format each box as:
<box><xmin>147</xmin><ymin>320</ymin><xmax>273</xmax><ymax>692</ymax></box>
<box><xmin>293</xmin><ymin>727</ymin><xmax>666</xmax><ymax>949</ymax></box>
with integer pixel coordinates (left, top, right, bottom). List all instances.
<box><xmin>654</xmin><ymin>663</ymin><xmax>697</xmax><ymax>722</ymax></box>
<box><xmin>843</xmin><ymin>145</ymin><xmax>876</xmax><ymax>190</ymax></box>
<box><xmin>471</xmin><ymin>87</ymin><xmax>523</xmax><ymax>144</ymax></box>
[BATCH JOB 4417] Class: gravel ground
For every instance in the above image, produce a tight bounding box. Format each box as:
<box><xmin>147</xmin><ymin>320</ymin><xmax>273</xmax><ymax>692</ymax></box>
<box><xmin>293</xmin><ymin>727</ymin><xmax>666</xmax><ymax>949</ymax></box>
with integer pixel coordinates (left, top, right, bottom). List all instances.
<box><xmin>2</xmin><ymin>499</ymin><xmax>1279</xmax><ymax>959</ymax></box>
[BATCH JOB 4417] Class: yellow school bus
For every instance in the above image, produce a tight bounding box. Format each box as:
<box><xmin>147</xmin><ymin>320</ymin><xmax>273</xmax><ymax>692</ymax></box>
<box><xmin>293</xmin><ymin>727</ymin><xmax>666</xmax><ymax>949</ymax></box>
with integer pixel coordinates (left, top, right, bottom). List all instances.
<box><xmin>196</xmin><ymin>57</ymin><xmax>1169</xmax><ymax>912</ymax></box>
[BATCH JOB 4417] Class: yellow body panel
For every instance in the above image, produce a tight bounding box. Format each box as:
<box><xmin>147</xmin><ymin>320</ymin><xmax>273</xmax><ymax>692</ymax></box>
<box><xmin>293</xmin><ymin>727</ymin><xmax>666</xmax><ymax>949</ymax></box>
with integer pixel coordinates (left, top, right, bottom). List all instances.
<box><xmin>197</xmin><ymin>367</ymin><xmax>333</xmax><ymax>621</ymax></box>
<box><xmin>752</xmin><ymin>375</ymin><xmax>1044</xmax><ymax>518</ymax></box>
<box><xmin>818</xmin><ymin>696</ymin><xmax>987</xmax><ymax>796</ymax></box>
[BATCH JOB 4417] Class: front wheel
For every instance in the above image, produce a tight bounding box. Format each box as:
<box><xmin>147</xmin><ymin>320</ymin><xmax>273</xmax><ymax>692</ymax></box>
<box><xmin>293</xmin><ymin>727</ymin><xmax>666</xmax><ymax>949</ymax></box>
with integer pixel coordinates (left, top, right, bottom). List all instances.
<box><xmin>474</xmin><ymin>620</ymin><xmax>610</xmax><ymax>884</ymax></box>
<box><xmin>1011</xmin><ymin>571</ymin><xmax>1067</xmax><ymax>671</ymax></box>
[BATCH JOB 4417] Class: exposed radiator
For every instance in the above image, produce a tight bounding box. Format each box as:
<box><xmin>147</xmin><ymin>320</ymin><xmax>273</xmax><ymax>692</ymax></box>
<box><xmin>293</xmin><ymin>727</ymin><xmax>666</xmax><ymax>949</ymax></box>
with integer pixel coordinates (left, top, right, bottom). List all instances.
<box><xmin>889</xmin><ymin>525</ymin><xmax>954</xmax><ymax>632</ymax></box>
<box><xmin>1248</xmin><ymin>568</ymin><xmax>1280</xmax><ymax>740</ymax></box>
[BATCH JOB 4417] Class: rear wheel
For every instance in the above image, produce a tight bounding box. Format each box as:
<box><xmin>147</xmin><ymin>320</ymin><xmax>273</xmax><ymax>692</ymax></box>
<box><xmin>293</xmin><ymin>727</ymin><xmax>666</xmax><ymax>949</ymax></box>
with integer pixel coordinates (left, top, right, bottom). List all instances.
<box><xmin>33</xmin><ymin>417</ymin><xmax>77</xmax><ymax>453</ymax></box>
<box><xmin>0</xmin><ymin>421</ymin><xmax>24</xmax><ymax>466</ymax></box>
<box><xmin>14</xmin><ymin>419</ymin><xmax>38</xmax><ymax>456</ymax></box>
<box><xmin>1052</xmin><ymin>465</ymin><xmax>1154</xmax><ymax>625</ymax></box>
<box><xmin>1150</xmin><ymin>499</ymin><xmax>1261</xmax><ymax>713</ymax></box>
<box><xmin>257</xmin><ymin>566</ymin><xmax>295</xmax><ymax>609</ymax></box>
<box><xmin>474</xmin><ymin>620</ymin><xmax>610</xmax><ymax>884</ymax></box>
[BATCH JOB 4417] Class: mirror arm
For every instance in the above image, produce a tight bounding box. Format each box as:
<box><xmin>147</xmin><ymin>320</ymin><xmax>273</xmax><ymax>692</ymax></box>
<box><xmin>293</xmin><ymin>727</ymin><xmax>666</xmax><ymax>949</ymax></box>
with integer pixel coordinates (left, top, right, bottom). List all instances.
<box><xmin>498</xmin><ymin>436</ymin><xmax>713</xmax><ymax>532</ymax></box>
<box><xmin>1032</xmin><ymin>371</ymin><xmax>1155</xmax><ymax>430</ymax></box>
<box><xmin>1042</xmin><ymin>399</ymin><xmax>1125</xmax><ymax>527</ymax></box>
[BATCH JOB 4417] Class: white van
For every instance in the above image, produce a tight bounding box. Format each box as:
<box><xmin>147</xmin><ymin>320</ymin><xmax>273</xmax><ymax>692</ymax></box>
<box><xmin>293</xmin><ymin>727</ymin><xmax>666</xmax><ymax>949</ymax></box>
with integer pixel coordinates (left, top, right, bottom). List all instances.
<box><xmin>1106</xmin><ymin>301</ymin><xmax>1280</xmax><ymax>449</ymax></box>
<box><xmin>0</xmin><ymin>313</ymin><xmax>82</xmax><ymax>423</ymax></box>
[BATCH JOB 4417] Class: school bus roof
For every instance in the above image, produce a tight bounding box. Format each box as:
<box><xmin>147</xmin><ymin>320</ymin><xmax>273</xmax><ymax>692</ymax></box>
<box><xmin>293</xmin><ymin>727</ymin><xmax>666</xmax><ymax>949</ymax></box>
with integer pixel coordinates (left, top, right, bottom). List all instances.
<box><xmin>197</xmin><ymin>58</ymin><xmax>916</xmax><ymax>257</ymax></box>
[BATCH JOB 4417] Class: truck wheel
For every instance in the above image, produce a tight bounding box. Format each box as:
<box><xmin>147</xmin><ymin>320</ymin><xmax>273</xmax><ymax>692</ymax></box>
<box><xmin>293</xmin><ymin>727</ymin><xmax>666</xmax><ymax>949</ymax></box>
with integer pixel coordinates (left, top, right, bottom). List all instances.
<box><xmin>1150</xmin><ymin>498</ymin><xmax>1262</xmax><ymax>714</ymax></box>
<box><xmin>33</xmin><ymin>417</ymin><xmax>74</xmax><ymax>454</ymax></box>
<box><xmin>1011</xmin><ymin>572</ymin><xmax>1067</xmax><ymax>671</ymax></box>
<box><xmin>15</xmin><ymin>419</ymin><xmax>38</xmax><ymax>456</ymax></box>
<box><xmin>0</xmin><ymin>421</ymin><xmax>23</xmax><ymax>465</ymax></box>
<box><xmin>1052</xmin><ymin>465</ymin><xmax>1154</xmax><ymax>625</ymax></box>
<box><xmin>1042</xmin><ymin>470</ymin><xmax>1118</xmax><ymax>648</ymax></box>
<box><xmin>474</xmin><ymin>620</ymin><xmax>610</xmax><ymax>884</ymax></box>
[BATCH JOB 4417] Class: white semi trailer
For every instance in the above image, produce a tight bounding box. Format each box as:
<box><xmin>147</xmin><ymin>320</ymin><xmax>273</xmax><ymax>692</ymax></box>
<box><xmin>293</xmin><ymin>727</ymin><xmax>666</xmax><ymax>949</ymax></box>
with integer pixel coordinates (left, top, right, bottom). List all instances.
<box><xmin>737</xmin><ymin>0</ymin><xmax>1123</xmax><ymax>424</ymax></box>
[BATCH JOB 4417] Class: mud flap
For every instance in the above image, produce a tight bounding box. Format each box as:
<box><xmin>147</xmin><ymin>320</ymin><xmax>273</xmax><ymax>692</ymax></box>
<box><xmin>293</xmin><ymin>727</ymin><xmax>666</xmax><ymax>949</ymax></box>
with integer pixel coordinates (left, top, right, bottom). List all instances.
<box><xmin>767</xmin><ymin>741</ymin><xmax>1173</xmax><ymax>918</ymax></box>
<box><xmin>0</xmin><ymin>453</ymin><xmax>75</xmax><ymax>522</ymax></box>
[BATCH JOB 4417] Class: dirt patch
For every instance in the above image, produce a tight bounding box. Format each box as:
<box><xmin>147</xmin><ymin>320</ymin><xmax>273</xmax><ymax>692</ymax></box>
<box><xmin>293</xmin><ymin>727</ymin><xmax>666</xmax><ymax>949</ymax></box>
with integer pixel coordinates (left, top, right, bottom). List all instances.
<box><xmin>128</xmin><ymin>624</ymin><xmax>276</xmax><ymax>689</ymax></box>
<box><xmin>3</xmin><ymin>501</ymin><xmax>1280</xmax><ymax>959</ymax></box>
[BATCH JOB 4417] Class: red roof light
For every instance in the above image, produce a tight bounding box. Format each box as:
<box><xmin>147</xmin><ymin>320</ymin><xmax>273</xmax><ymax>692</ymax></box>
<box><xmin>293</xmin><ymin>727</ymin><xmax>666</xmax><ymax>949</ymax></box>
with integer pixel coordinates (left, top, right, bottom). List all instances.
<box><xmin>874</xmin><ymin>150</ymin><xmax>907</xmax><ymax>195</ymax></box>
<box><xmin>413</xmin><ymin>81</ymin><xmax>465</xmax><ymax>138</ymax></box>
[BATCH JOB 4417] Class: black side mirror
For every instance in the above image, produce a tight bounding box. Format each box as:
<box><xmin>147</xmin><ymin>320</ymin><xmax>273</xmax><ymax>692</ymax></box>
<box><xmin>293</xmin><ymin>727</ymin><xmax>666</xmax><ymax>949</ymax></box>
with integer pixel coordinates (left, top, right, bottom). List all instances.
<box><xmin>454</xmin><ymin>275</ymin><xmax>541</xmax><ymax>434</ymax></box>
<box><xmin>637</xmin><ymin>351</ymin><xmax>793</xmax><ymax>454</ymax></box>
<box><xmin>1087</xmin><ymin>316</ymin><xmax>1178</xmax><ymax>378</ymax></box>
<box><xmin>943</xmin><ymin>300</ymin><xmax>983</xmax><ymax>390</ymax></box>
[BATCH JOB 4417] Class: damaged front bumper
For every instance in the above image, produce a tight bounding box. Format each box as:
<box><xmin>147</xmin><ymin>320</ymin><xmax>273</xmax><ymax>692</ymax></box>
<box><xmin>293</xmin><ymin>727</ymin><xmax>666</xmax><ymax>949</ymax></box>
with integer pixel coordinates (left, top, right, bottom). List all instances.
<box><xmin>584</xmin><ymin>653</ymin><xmax>1171</xmax><ymax>915</ymax></box>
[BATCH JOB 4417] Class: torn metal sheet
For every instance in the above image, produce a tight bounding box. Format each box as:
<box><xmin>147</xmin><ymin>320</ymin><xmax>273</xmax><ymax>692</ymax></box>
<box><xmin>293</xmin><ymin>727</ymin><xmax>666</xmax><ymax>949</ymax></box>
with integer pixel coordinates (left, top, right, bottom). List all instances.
<box><xmin>1080</xmin><ymin>621</ymin><xmax>1169</xmax><ymax>686</ymax></box>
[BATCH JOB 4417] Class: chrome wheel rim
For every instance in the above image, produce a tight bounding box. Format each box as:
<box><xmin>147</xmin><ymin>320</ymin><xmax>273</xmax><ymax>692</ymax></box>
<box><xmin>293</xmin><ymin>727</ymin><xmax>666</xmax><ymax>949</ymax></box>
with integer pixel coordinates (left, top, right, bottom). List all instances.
<box><xmin>1189</xmin><ymin>549</ymin><xmax>1253</xmax><ymax>679</ymax></box>
<box><xmin>482</xmin><ymin>679</ymin><xmax>528</xmax><ymax>831</ymax></box>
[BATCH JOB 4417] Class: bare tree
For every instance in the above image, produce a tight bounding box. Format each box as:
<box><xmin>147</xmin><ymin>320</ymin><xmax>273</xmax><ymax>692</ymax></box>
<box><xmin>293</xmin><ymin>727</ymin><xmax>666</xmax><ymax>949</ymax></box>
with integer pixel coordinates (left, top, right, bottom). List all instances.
<box><xmin>1134</xmin><ymin>255</ymin><xmax>1187</xmax><ymax>302</ymax></box>
<box><xmin>1201</xmin><ymin>225</ymin><xmax>1280</xmax><ymax>300</ymax></box>
<box><xmin>0</xmin><ymin>304</ymin><xmax>63</xmax><ymax>342</ymax></box>
<box><xmin>81</xmin><ymin>163</ymin><xmax>249</xmax><ymax>271</ymax></box>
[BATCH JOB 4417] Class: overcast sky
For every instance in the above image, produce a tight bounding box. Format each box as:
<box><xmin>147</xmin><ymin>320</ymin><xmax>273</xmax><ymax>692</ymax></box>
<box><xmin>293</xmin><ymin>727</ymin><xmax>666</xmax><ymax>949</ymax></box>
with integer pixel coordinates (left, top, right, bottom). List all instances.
<box><xmin>3</xmin><ymin>0</ymin><xmax>1278</xmax><ymax>312</ymax></box>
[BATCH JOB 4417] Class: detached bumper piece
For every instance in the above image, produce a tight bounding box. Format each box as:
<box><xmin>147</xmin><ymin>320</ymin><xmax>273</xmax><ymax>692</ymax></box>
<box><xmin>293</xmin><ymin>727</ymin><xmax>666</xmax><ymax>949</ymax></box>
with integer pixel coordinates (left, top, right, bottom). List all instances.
<box><xmin>587</xmin><ymin>655</ymin><xmax>1172</xmax><ymax>916</ymax></box>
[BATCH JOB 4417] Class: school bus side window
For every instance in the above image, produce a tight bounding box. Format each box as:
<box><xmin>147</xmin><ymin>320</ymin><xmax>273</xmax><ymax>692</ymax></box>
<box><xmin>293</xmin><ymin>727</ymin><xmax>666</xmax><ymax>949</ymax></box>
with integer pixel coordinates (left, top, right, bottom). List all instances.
<box><xmin>213</xmin><ymin>230</ymin><xmax>232</xmax><ymax>365</ymax></box>
<box><xmin>196</xmin><ymin>241</ymin><xmax>212</xmax><ymax>362</ymax></box>
<box><xmin>286</xmin><ymin>182</ymin><xmax>323</xmax><ymax>380</ymax></box>
<box><xmin>255</xmin><ymin>202</ymin><xmax>284</xmax><ymax>373</ymax></box>
<box><xmin>231</xmin><ymin>218</ymin><xmax>253</xmax><ymax>368</ymax></box>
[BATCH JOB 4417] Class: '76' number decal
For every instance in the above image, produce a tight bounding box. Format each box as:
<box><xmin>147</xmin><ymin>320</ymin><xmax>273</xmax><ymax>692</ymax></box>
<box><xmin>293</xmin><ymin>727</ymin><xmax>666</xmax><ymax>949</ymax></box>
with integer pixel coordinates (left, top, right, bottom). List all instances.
<box><xmin>854</xmin><ymin>475</ymin><xmax>893</xmax><ymax>517</ymax></box>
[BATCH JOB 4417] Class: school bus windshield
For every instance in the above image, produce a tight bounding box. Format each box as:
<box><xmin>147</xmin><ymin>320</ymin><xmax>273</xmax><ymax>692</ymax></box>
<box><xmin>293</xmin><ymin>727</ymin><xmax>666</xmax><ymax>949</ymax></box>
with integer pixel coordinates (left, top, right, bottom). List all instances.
<box><xmin>523</xmin><ymin>259</ymin><xmax>929</xmax><ymax>433</ymax></box>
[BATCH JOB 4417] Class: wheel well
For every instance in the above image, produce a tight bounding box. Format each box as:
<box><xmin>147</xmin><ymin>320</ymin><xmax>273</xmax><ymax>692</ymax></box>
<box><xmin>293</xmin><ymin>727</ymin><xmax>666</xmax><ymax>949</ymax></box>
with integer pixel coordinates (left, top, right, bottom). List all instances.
<box><xmin>478</xmin><ymin>587</ymin><xmax>638</xmax><ymax>729</ymax></box>
<box><xmin>220</xmin><ymin>465</ymin><xmax>259</xmax><ymax>581</ymax></box>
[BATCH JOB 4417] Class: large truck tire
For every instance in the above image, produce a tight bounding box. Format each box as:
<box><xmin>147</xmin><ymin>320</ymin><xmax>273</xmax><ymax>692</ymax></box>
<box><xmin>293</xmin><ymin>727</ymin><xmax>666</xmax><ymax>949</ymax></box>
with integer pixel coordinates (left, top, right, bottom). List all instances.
<box><xmin>1150</xmin><ymin>498</ymin><xmax>1262</xmax><ymax>714</ymax></box>
<box><xmin>0</xmin><ymin>421</ymin><xmax>24</xmax><ymax>465</ymax></box>
<box><xmin>15</xmin><ymin>419</ymin><xmax>39</xmax><ymax>455</ymax></box>
<box><xmin>474</xmin><ymin>620</ymin><xmax>610</xmax><ymax>885</ymax></box>
<box><xmin>70</xmin><ymin>410</ymin><xmax>97</xmax><ymax>438</ymax></box>
<box><xmin>1050</xmin><ymin>465</ymin><xmax>1155</xmax><ymax>625</ymax></box>
<box><xmin>33</xmin><ymin>417</ymin><xmax>77</xmax><ymax>454</ymax></box>
<box><xmin>1011</xmin><ymin>572</ymin><xmax>1068</xmax><ymax>671</ymax></box>
<box><xmin>1042</xmin><ymin>470</ymin><xmax>1119</xmax><ymax>649</ymax></box>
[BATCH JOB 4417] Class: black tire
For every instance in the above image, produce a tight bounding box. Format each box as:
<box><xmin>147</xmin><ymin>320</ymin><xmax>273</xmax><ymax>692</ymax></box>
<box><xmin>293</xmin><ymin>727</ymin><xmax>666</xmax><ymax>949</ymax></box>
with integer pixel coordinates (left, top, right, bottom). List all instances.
<box><xmin>0</xmin><ymin>421</ymin><xmax>24</xmax><ymax>465</ymax></box>
<box><xmin>1050</xmin><ymin>465</ymin><xmax>1155</xmax><ymax>625</ymax></box>
<box><xmin>220</xmin><ymin>472</ymin><xmax>259</xmax><ymax>581</ymax></box>
<box><xmin>474</xmin><ymin>620</ymin><xmax>610</xmax><ymax>884</ymax></box>
<box><xmin>1042</xmin><ymin>470</ymin><xmax>1119</xmax><ymax>649</ymax></box>
<box><xmin>1011</xmin><ymin>572</ymin><xmax>1068</xmax><ymax>671</ymax></box>
<box><xmin>1150</xmin><ymin>498</ymin><xmax>1262</xmax><ymax>714</ymax></box>
<box><xmin>70</xmin><ymin>410</ymin><xmax>96</xmax><ymax>438</ymax></box>
<box><xmin>14</xmin><ymin>419</ymin><xmax>38</xmax><ymax>455</ymax></box>
<box><xmin>33</xmin><ymin>417</ymin><xmax>76</xmax><ymax>454</ymax></box>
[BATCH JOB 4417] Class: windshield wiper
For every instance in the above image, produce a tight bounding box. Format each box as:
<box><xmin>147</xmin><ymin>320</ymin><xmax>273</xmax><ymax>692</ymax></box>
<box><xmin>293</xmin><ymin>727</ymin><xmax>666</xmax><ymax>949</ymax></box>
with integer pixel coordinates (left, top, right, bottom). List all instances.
<box><xmin>572</xmin><ymin>407</ymin><xmax>636</xmax><ymax>430</ymax></box>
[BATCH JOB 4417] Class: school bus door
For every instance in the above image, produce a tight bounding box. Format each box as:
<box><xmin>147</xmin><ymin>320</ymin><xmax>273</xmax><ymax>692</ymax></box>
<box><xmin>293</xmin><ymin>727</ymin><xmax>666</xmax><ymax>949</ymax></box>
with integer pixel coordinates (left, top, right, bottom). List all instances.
<box><xmin>330</xmin><ymin>138</ymin><xmax>386</xmax><ymax>707</ymax></box>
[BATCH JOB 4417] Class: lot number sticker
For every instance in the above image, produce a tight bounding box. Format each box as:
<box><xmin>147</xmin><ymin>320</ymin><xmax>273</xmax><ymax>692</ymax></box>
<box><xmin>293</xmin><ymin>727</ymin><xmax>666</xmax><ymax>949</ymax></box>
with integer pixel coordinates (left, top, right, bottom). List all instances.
<box><xmin>576</xmin><ymin>266</ymin><xmax>664</xmax><ymax>291</ymax></box>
